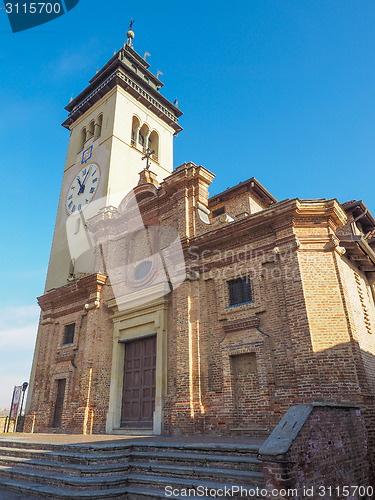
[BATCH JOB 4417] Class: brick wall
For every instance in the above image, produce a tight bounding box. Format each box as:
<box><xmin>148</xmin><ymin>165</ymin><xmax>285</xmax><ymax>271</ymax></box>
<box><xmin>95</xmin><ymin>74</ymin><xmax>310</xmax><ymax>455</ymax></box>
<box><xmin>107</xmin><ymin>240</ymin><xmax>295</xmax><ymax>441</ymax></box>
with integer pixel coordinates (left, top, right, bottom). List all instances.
<box><xmin>260</xmin><ymin>404</ymin><xmax>374</xmax><ymax>500</ymax></box>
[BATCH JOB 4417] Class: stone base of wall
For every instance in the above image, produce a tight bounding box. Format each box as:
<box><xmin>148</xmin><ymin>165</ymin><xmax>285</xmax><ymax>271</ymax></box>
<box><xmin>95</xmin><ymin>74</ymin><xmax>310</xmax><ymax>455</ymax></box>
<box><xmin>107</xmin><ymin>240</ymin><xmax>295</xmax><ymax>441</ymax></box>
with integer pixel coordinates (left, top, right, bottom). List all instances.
<box><xmin>259</xmin><ymin>403</ymin><xmax>374</xmax><ymax>500</ymax></box>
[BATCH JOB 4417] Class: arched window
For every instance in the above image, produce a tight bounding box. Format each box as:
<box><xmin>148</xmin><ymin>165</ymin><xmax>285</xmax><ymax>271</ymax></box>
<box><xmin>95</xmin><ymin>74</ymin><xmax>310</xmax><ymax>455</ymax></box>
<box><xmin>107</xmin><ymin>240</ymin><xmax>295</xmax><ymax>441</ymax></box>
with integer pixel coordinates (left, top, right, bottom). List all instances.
<box><xmin>139</xmin><ymin>123</ymin><xmax>150</xmax><ymax>151</ymax></box>
<box><xmin>131</xmin><ymin>116</ymin><xmax>141</xmax><ymax>146</ymax></box>
<box><xmin>80</xmin><ymin>128</ymin><xmax>87</xmax><ymax>150</ymax></box>
<box><xmin>86</xmin><ymin>121</ymin><xmax>95</xmax><ymax>141</ymax></box>
<box><xmin>148</xmin><ymin>130</ymin><xmax>159</xmax><ymax>161</ymax></box>
<box><xmin>94</xmin><ymin>114</ymin><xmax>103</xmax><ymax>139</ymax></box>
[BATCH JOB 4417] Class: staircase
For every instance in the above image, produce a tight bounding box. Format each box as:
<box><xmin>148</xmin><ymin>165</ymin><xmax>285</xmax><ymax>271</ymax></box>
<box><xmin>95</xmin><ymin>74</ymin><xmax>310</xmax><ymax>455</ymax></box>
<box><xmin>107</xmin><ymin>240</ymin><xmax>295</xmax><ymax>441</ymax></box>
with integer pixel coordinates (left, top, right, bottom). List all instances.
<box><xmin>0</xmin><ymin>438</ymin><xmax>266</xmax><ymax>499</ymax></box>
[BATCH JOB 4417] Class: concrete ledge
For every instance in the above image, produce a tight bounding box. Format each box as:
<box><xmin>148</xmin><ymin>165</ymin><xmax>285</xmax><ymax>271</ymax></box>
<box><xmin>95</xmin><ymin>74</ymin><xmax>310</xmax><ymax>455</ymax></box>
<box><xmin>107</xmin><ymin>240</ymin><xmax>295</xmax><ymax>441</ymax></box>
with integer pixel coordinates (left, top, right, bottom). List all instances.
<box><xmin>259</xmin><ymin>404</ymin><xmax>312</xmax><ymax>458</ymax></box>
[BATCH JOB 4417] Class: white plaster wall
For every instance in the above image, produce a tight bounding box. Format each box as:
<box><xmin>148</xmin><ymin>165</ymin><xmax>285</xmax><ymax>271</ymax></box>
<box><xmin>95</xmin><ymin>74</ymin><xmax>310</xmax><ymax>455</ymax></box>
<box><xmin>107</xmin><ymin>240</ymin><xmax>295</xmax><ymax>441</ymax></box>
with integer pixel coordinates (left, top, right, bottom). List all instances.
<box><xmin>107</xmin><ymin>89</ymin><xmax>174</xmax><ymax>207</ymax></box>
<box><xmin>44</xmin><ymin>86</ymin><xmax>176</xmax><ymax>292</ymax></box>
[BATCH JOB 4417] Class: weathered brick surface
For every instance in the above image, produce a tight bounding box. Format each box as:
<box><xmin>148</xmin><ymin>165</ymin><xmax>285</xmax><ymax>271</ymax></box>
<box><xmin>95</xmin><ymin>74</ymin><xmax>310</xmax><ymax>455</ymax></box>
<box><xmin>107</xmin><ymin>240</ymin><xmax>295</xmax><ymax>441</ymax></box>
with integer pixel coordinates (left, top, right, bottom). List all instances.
<box><xmin>261</xmin><ymin>406</ymin><xmax>373</xmax><ymax>499</ymax></box>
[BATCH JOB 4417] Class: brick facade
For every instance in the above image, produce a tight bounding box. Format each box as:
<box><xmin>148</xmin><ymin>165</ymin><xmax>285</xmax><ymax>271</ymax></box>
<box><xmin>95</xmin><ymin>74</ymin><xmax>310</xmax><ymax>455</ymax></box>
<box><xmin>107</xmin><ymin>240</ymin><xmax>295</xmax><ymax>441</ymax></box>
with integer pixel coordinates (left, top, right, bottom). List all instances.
<box><xmin>24</xmin><ymin>163</ymin><xmax>375</xmax><ymax>479</ymax></box>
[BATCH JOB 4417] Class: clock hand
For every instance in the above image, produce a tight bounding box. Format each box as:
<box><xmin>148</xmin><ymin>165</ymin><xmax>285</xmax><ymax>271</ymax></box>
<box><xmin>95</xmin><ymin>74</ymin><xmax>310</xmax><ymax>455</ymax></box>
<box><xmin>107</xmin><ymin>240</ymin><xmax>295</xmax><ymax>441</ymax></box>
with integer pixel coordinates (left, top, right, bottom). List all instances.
<box><xmin>76</xmin><ymin>177</ymin><xmax>84</xmax><ymax>194</ymax></box>
<box><xmin>80</xmin><ymin>167</ymin><xmax>92</xmax><ymax>193</ymax></box>
<box><xmin>83</xmin><ymin>167</ymin><xmax>91</xmax><ymax>184</ymax></box>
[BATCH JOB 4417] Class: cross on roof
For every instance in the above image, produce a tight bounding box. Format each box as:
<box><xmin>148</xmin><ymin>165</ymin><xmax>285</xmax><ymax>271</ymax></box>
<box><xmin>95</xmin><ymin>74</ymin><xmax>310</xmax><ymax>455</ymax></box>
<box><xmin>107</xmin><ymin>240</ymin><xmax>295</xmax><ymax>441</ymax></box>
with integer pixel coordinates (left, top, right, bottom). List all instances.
<box><xmin>141</xmin><ymin>148</ymin><xmax>155</xmax><ymax>170</ymax></box>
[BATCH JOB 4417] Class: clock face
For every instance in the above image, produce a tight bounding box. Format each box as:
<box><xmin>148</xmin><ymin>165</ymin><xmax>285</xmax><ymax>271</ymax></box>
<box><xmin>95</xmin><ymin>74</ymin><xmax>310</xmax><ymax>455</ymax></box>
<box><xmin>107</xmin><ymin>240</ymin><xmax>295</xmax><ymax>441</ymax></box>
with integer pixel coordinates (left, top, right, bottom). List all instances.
<box><xmin>66</xmin><ymin>163</ymin><xmax>100</xmax><ymax>215</ymax></box>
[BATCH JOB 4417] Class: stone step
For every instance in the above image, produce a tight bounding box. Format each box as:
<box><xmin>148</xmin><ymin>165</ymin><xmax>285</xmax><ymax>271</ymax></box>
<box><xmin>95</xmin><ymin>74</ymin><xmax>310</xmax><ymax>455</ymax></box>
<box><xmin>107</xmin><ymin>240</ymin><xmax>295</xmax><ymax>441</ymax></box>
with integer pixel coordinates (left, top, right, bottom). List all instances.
<box><xmin>0</xmin><ymin>439</ymin><xmax>133</xmax><ymax>455</ymax></box>
<box><xmin>0</xmin><ymin>449</ymin><xmax>261</xmax><ymax>473</ymax></box>
<box><xmin>0</xmin><ymin>446</ymin><xmax>130</xmax><ymax>465</ymax></box>
<box><xmin>0</xmin><ymin>439</ymin><xmax>266</xmax><ymax>499</ymax></box>
<box><xmin>0</xmin><ymin>439</ymin><xmax>263</xmax><ymax>457</ymax></box>
<box><xmin>125</xmin><ymin>486</ymin><xmax>213</xmax><ymax>500</ymax></box>
<box><xmin>0</xmin><ymin>454</ymin><xmax>263</xmax><ymax>482</ymax></box>
<box><xmin>129</xmin><ymin>450</ymin><xmax>263</xmax><ymax>470</ymax></box>
<box><xmin>133</xmin><ymin>442</ymin><xmax>262</xmax><ymax>457</ymax></box>
<box><xmin>0</xmin><ymin>477</ymin><xmax>128</xmax><ymax>499</ymax></box>
<box><xmin>127</xmin><ymin>474</ymin><xmax>266</xmax><ymax>498</ymax></box>
<box><xmin>126</xmin><ymin>485</ymin><xmax>253</xmax><ymax>500</ymax></box>
<box><xmin>0</xmin><ymin>454</ymin><xmax>130</xmax><ymax>476</ymax></box>
<box><xmin>0</xmin><ymin>465</ymin><xmax>128</xmax><ymax>491</ymax></box>
<box><xmin>128</xmin><ymin>461</ymin><xmax>264</xmax><ymax>485</ymax></box>
<box><xmin>0</xmin><ymin>470</ymin><xmax>266</xmax><ymax>499</ymax></box>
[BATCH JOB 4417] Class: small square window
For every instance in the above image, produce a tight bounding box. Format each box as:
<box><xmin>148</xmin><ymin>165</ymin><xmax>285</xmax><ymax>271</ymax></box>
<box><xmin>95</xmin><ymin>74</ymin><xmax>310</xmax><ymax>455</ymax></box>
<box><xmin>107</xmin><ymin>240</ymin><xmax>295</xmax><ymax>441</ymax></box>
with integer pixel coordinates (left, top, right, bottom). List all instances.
<box><xmin>63</xmin><ymin>323</ymin><xmax>75</xmax><ymax>345</ymax></box>
<box><xmin>228</xmin><ymin>277</ymin><xmax>252</xmax><ymax>306</ymax></box>
<box><xmin>212</xmin><ymin>206</ymin><xmax>225</xmax><ymax>218</ymax></box>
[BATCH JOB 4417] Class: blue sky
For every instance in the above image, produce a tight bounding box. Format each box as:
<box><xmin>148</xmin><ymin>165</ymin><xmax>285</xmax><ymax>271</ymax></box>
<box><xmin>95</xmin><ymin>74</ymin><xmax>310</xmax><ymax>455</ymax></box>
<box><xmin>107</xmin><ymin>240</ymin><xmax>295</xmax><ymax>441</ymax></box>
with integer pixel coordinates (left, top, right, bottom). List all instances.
<box><xmin>1</xmin><ymin>0</ymin><xmax>375</xmax><ymax>408</ymax></box>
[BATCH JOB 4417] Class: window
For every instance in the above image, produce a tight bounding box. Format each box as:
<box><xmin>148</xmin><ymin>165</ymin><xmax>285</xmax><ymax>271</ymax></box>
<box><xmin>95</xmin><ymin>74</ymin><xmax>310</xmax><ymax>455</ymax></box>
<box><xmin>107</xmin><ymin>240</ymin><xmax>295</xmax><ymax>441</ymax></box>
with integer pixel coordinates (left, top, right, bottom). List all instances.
<box><xmin>63</xmin><ymin>323</ymin><xmax>75</xmax><ymax>344</ymax></box>
<box><xmin>138</xmin><ymin>123</ymin><xmax>150</xmax><ymax>150</ymax></box>
<box><xmin>80</xmin><ymin>128</ymin><xmax>86</xmax><ymax>150</ymax></box>
<box><xmin>148</xmin><ymin>130</ymin><xmax>159</xmax><ymax>161</ymax></box>
<box><xmin>228</xmin><ymin>277</ymin><xmax>252</xmax><ymax>306</ymax></box>
<box><xmin>87</xmin><ymin>121</ymin><xmax>95</xmax><ymax>140</ymax></box>
<box><xmin>212</xmin><ymin>206</ymin><xmax>225</xmax><ymax>218</ymax></box>
<box><xmin>134</xmin><ymin>260</ymin><xmax>152</xmax><ymax>280</ymax></box>
<box><xmin>131</xmin><ymin>116</ymin><xmax>140</xmax><ymax>146</ymax></box>
<box><xmin>94</xmin><ymin>114</ymin><xmax>103</xmax><ymax>139</ymax></box>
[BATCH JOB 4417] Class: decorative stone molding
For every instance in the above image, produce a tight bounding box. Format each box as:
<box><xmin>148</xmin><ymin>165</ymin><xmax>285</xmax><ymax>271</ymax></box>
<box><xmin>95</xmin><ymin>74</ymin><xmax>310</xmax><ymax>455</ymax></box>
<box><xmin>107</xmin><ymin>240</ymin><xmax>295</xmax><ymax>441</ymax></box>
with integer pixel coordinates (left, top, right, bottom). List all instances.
<box><xmin>84</xmin><ymin>300</ymin><xmax>101</xmax><ymax>311</ymax></box>
<box><xmin>138</xmin><ymin>169</ymin><xmax>159</xmax><ymax>187</ymax></box>
<box><xmin>64</xmin><ymin>67</ymin><xmax>182</xmax><ymax>133</ymax></box>
<box><xmin>40</xmin><ymin>317</ymin><xmax>54</xmax><ymax>326</ymax></box>
<box><xmin>38</xmin><ymin>273</ymin><xmax>107</xmax><ymax>314</ymax></box>
<box><xmin>222</xmin><ymin>316</ymin><xmax>260</xmax><ymax>333</ymax></box>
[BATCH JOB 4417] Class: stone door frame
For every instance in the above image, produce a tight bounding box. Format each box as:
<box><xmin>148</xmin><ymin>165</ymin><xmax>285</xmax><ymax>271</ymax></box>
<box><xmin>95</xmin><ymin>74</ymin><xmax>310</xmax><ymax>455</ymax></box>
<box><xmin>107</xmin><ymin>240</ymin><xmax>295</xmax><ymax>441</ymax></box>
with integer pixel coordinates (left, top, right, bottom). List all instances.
<box><xmin>106</xmin><ymin>294</ymin><xmax>168</xmax><ymax>435</ymax></box>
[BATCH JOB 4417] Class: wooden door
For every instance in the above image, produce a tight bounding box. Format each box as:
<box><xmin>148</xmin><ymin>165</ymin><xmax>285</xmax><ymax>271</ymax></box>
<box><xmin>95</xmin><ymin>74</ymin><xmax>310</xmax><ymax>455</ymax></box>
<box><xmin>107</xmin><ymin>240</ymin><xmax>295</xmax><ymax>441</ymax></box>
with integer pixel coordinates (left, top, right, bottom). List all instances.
<box><xmin>52</xmin><ymin>379</ymin><xmax>66</xmax><ymax>428</ymax></box>
<box><xmin>121</xmin><ymin>336</ymin><xmax>156</xmax><ymax>427</ymax></box>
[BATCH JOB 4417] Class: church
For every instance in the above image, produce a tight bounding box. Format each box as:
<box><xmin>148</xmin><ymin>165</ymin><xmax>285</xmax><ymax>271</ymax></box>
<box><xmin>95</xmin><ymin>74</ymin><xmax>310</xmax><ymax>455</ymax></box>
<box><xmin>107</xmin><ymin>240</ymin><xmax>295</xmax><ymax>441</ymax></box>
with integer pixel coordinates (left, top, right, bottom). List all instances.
<box><xmin>24</xmin><ymin>27</ymin><xmax>375</xmax><ymax>486</ymax></box>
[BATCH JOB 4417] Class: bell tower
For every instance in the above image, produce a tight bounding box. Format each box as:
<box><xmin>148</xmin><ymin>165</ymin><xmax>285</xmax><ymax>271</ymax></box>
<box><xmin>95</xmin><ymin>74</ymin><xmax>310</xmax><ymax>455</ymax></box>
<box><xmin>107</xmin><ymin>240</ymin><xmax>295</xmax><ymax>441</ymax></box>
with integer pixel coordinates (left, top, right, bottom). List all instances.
<box><xmin>44</xmin><ymin>26</ymin><xmax>182</xmax><ymax>291</ymax></box>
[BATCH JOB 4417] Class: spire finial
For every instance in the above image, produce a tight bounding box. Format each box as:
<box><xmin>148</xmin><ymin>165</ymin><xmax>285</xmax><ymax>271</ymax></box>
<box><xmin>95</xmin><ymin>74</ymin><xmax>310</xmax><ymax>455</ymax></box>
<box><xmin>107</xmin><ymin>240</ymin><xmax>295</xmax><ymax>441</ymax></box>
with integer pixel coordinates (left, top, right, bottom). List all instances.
<box><xmin>126</xmin><ymin>19</ymin><xmax>135</xmax><ymax>47</ymax></box>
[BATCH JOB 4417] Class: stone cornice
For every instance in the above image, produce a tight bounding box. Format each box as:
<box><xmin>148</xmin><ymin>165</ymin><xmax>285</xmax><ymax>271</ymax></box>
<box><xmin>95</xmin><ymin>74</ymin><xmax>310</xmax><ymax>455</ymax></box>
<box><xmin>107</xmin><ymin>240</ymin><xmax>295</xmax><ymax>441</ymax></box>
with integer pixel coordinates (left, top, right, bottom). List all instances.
<box><xmin>38</xmin><ymin>273</ymin><xmax>107</xmax><ymax>312</ymax></box>
<box><xmin>63</xmin><ymin>68</ymin><xmax>182</xmax><ymax>133</ymax></box>
<box><xmin>107</xmin><ymin>284</ymin><xmax>170</xmax><ymax>319</ymax></box>
<box><xmin>187</xmin><ymin>235</ymin><xmax>298</xmax><ymax>274</ymax></box>
<box><xmin>186</xmin><ymin>198</ymin><xmax>346</xmax><ymax>253</ymax></box>
<box><xmin>293</xmin><ymin>199</ymin><xmax>347</xmax><ymax>227</ymax></box>
<box><xmin>160</xmin><ymin>163</ymin><xmax>215</xmax><ymax>193</ymax></box>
